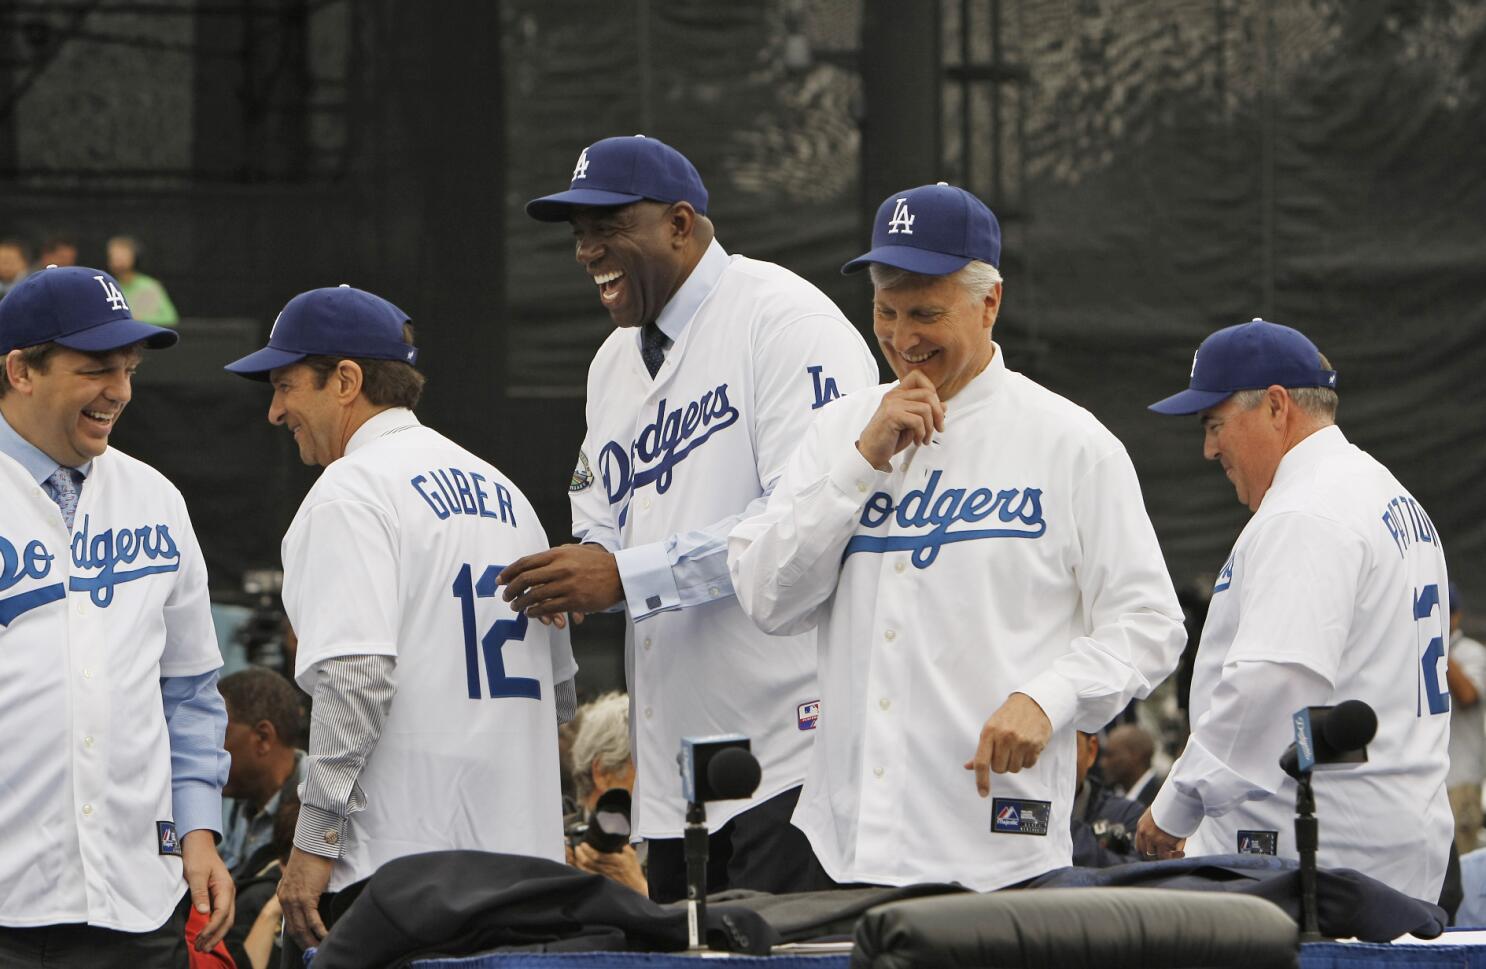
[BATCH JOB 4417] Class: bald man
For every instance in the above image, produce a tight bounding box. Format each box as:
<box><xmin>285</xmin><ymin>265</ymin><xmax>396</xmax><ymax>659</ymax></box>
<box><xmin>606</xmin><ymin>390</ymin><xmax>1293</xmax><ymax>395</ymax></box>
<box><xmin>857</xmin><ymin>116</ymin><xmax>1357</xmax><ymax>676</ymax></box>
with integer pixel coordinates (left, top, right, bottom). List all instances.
<box><xmin>1102</xmin><ymin>725</ymin><xmax>1162</xmax><ymax>808</ymax></box>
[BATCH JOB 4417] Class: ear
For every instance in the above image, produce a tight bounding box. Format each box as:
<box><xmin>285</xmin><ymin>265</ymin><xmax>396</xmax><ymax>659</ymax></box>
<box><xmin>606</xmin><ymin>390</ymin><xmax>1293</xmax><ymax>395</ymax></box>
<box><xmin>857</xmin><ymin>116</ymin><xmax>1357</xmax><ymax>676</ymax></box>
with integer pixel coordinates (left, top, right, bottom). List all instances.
<box><xmin>3</xmin><ymin>350</ymin><xmax>33</xmax><ymax>394</ymax></box>
<box><xmin>252</xmin><ymin>718</ymin><xmax>278</xmax><ymax>752</ymax></box>
<box><xmin>1264</xmin><ymin>385</ymin><xmax>1289</xmax><ymax>424</ymax></box>
<box><xmin>668</xmin><ymin>202</ymin><xmax>697</xmax><ymax>247</ymax></box>
<box><xmin>335</xmin><ymin>360</ymin><xmax>365</xmax><ymax>403</ymax></box>
<box><xmin>981</xmin><ymin>282</ymin><xmax>1003</xmax><ymax>332</ymax></box>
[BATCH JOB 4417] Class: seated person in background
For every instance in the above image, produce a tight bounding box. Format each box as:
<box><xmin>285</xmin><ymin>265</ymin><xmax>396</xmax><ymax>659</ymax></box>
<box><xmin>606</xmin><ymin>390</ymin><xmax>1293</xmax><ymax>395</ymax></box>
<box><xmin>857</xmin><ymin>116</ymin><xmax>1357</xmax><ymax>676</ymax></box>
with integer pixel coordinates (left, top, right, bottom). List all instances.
<box><xmin>1101</xmin><ymin>723</ymin><xmax>1164</xmax><ymax>807</ymax></box>
<box><xmin>223</xmin><ymin>793</ymin><xmax>300</xmax><ymax>969</ymax></box>
<box><xmin>37</xmin><ymin>235</ymin><xmax>78</xmax><ymax>269</ymax></box>
<box><xmin>0</xmin><ymin>238</ymin><xmax>29</xmax><ymax>297</ymax></box>
<box><xmin>219</xmin><ymin>666</ymin><xmax>306</xmax><ymax>877</ymax></box>
<box><xmin>106</xmin><ymin>234</ymin><xmax>178</xmax><ymax>325</ymax></box>
<box><xmin>1071</xmin><ymin>731</ymin><xmax>1144</xmax><ymax>868</ymax></box>
<box><xmin>568</xmin><ymin>691</ymin><xmax>646</xmax><ymax>895</ymax></box>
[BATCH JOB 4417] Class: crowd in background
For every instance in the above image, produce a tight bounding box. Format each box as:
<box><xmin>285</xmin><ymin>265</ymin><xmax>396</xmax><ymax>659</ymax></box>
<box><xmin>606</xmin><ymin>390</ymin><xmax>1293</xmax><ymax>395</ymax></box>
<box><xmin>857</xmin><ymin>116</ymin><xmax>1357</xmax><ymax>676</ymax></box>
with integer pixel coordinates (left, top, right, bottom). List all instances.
<box><xmin>0</xmin><ymin>232</ymin><xmax>177</xmax><ymax>325</ymax></box>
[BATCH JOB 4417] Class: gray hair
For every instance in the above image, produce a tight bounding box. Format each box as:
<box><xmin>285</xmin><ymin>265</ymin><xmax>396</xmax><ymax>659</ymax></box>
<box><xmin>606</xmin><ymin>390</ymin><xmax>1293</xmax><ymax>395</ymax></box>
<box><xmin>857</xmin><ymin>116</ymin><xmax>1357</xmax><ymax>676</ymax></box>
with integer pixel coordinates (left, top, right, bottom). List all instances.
<box><xmin>1228</xmin><ymin>352</ymin><xmax>1338</xmax><ymax>423</ymax></box>
<box><xmin>869</xmin><ymin>259</ymin><xmax>1003</xmax><ymax>303</ymax></box>
<box><xmin>570</xmin><ymin>691</ymin><xmax>632</xmax><ymax>804</ymax></box>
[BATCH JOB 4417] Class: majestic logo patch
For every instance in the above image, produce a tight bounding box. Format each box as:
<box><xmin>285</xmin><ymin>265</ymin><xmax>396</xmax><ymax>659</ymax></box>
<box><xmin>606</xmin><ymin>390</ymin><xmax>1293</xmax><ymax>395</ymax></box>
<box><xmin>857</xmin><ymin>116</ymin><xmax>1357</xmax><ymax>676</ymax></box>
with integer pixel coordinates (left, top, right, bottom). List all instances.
<box><xmin>1213</xmin><ymin>553</ymin><xmax>1234</xmax><ymax>594</ymax></box>
<box><xmin>797</xmin><ymin>700</ymin><xmax>820</xmax><ymax>730</ymax></box>
<box><xmin>1236</xmin><ymin>830</ymin><xmax>1278</xmax><ymax>855</ymax></box>
<box><xmin>807</xmin><ymin>365</ymin><xmax>841</xmax><ymax>410</ymax></box>
<box><xmin>991</xmin><ymin>798</ymin><xmax>1050</xmax><ymax>836</ymax></box>
<box><xmin>887</xmin><ymin>197</ymin><xmax>915</xmax><ymax>235</ymax></box>
<box><xmin>599</xmin><ymin>383</ymin><xmax>740</xmax><ymax>525</ymax></box>
<box><xmin>94</xmin><ymin>274</ymin><xmax>129</xmax><ymax>312</ymax></box>
<box><xmin>157</xmin><ymin>821</ymin><xmax>181</xmax><ymax>856</ymax></box>
<box><xmin>845</xmin><ymin>470</ymin><xmax>1046</xmax><ymax>568</ymax></box>
<box><xmin>569</xmin><ymin>450</ymin><xmax>594</xmax><ymax>493</ymax></box>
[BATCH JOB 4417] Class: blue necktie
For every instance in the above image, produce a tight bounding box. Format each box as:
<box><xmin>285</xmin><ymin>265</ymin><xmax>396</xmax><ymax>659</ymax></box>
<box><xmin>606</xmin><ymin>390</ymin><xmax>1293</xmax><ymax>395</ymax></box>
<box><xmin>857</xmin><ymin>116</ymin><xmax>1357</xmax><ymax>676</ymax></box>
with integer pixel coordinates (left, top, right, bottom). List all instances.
<box><xmin>641</xmin><ymin>322</ymin><xmax>670</xmax><ymax>378</ymax></box>
<box><xmin>44</xmin><ymin>466</ymin><xmax>85</xmax><ymax>531</ymax></box>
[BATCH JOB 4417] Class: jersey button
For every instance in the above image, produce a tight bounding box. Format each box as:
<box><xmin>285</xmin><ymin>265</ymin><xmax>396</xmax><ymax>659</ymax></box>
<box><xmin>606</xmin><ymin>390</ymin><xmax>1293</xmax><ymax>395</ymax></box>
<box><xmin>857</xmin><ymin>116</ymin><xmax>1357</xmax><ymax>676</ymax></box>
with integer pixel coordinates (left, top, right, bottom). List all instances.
<box><xmin>708</xmin><ymin>586</ymin><xmax>720</xmax><ymax>598</ymax></box>
<box><xmin>856</xmin><ymin>482</ymin><xmax>867</xmax><ymax>493</ymax></box>
<box><xmin>642</xmin><ymin>497</ymin><xmax>652</xmax><ymax>511</ymax></box>
<box><xmin>884</xmin><ymin>629</ymin><xmax>896</xmax><ymax>642</ymax></box>
<box><xmin>81</xmin><ymin>803</ymin><xmax>94</xmax><ymax>817</ymax></box>
<box><xmin>74</xmin><ymin>601</ymin><xmax>85</xmax><ymax>616</ymax></box>
<box><xmin>644</xmin><ymin>706</ymin><xmax>653</xmax><ymax>719</ymax></box>
<box><xmin>879</xmin><ymin>698</ymin><xmax>891</xmax><ymax>711</ymax></box>
<box><xmin>83</xmin><ymin>735</ymin><xmax>95</xmax><ymax>749</ymax></box>
<box><xmin>642</xmin><ymin>637</ymin><xmax>652</xmax><ymax>651</ymax></box>
<box><xmin>82</xmin><ymin>667</ymin><xmax>94</xmax><ymax>679</ymax></box>
<box><xmin>894</xmin><ymin>561</ymin><xmax>906</xmax><ymax>574</ymax></box>
<box><xmin>872</xmin><ymin>767</ymin><xmax>885</xmax><ymax>779</ymax></box>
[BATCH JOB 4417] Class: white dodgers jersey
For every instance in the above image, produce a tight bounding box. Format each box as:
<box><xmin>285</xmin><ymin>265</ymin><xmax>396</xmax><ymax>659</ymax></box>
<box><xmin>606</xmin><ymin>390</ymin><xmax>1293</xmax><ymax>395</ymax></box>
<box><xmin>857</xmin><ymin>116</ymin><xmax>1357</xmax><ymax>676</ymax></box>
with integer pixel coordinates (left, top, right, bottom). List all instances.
<box><xmin>0</xmin><ymin>449</ymin><xmax>221</xmax><ymax>931</ymax></box>
<box><xmin>1182</xmin><ymin>426</ymin><xmax>1451</xmax><ymax>901</ymax></box>
<box><xmin>570</xmin><ymin>242</ymin><xmax>878</xmax><ymax>837</ymax></box>
<box><xmin>283</xmin><ymin>409</ymin><xmax>576</xmax><ymax>890</ymax></box>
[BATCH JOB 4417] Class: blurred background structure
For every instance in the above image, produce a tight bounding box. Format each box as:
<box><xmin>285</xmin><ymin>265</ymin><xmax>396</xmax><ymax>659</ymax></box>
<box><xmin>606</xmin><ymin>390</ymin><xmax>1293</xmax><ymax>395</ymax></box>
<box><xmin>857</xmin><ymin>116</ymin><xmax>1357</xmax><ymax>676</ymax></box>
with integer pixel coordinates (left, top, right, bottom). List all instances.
<box><xmin>3</xmin><ymin>0</ymin><xmax>1483</xmax><ymax>698</ymax></box>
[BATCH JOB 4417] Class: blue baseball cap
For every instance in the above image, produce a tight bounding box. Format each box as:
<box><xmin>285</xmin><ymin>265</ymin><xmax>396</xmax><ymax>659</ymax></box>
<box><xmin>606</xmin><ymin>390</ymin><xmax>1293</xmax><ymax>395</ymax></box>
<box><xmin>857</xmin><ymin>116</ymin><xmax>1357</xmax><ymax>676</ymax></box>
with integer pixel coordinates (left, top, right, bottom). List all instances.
<box><xmin>0</xmin><ymin>265</ymin><xmax>178</xmax><ymax>354</ymax></box>
<box><xmin>842</xmin><ymin>182</ymin><xmax>1002</xmax><ymax>275</ymax></box>
<box><xmin>1149</xmin><ymin>319</ymin><xmax>1338</xmax><ymax>415</ymax></box>
<box><xmin>525</xmin><ymin>135</ymin><xmax>708</xmax><ymax>222</ymax></box>
<box><xmin>224</xmin><ymin>285</ymin><xmax>417</xmax><ymax>381</ymax></box>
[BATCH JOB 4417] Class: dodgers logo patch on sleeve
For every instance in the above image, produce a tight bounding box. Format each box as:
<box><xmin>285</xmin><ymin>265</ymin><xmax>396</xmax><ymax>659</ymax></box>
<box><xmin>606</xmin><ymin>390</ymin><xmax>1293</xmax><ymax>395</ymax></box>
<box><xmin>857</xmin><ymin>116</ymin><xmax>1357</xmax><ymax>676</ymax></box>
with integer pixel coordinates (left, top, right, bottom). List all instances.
<box><xmin>797</xmin><ymin>699</ymin><xmax>820</xmax><ymax>730</ymax></box>
<box><xmin>1236</xmin><ymin>830</ymin><xmax>1279</xmax><ymax>855</ymax></box>
<box><xmin>991</xmin><ymin>798</ymin><xmax>1051</xmax><ymax>836</ymax></box>
<box><xmin>157</xmin><ymin>820</ymin><xmax>181</xmax><ymax>857</ymax></box>
<box><xmin>569</xmin><ymin>451</ymin><xmax>595</xmax><ymax>493</ymax></box>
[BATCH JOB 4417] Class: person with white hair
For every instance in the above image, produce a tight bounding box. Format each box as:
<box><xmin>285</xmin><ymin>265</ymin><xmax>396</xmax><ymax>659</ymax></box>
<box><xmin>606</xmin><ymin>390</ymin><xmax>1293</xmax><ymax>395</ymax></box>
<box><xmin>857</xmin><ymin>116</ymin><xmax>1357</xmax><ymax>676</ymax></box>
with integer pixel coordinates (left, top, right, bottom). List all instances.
<box><xmin>568</xmin><ymin>692</ymin><xmax>645</xmax><ymax>894</ymax></box>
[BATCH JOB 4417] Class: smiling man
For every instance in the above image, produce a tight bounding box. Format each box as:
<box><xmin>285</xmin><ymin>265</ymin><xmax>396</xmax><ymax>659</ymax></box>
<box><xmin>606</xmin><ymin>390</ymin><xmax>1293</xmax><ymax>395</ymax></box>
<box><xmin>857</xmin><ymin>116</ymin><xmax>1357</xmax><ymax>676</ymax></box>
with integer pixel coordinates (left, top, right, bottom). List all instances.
<box><xmin>728</xmin><ymin>183</ymin><xmax>1185</xmax><ymax>890</ymax></box>
<box><xmin>1138</xmin><ymin>320</ymin><xmax>1451</xmax><ymax>902</ymax></box>
<box><xmin>0</xmin><ymin>266</ymin><xmax>234</xmax><ymax>964</ymax></box>
<box><xmin>226</xmin><ymin>286</ymin><xmax>576</xmax><ymax>959</ymax></box>
<box><xmin>512</xmin><ymin>135</ymin><xmax>877</xmax><ymax>901</ymax></box>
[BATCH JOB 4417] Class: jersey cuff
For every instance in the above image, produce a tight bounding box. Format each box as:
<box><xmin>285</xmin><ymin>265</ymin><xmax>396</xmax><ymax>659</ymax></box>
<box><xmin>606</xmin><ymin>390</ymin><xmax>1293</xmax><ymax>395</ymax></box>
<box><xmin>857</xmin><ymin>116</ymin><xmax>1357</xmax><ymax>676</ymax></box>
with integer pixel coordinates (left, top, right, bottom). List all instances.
<box><xmin>1014</xmin><ymin>672</ymin><xmax>1080</xmax><ymax>733</ymax></box>
<box><xmin>615</xmin><ymin>541</ymin><xmax>682</xmax><ymax>622</ymax></box>
<box><xmin>172</xmin><ymin>780</ymin><xmax>223</xmax><ymax>840</ymax></box>
<box><xmin>1150</xmin><ymin>774</ymin><xmax>1205</xmax><ymax>838</ymax></box>
<box><xmin>827</xmin><ymin>435</ymin><xmax>889</xmax><ymax>502</ymax></box>
<box><xmin>294</xmin><ymin>803</ymin><xmax>347</xmax><ymax>859</ymax></box>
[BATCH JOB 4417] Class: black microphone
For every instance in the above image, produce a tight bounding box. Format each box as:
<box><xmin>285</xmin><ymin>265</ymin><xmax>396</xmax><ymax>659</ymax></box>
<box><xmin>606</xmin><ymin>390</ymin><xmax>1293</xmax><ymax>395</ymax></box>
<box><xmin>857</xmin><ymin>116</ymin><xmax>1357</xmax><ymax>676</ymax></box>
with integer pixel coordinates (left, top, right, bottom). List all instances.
<box><xmin>707</xmin><ymin>746</ymin><xmax>761</xmax><ymax>801</ymax></box>
<box><xmin>1279</xmin><ymin>700</ymin><xmax>1378</xmax><ymax>779</ymax></box>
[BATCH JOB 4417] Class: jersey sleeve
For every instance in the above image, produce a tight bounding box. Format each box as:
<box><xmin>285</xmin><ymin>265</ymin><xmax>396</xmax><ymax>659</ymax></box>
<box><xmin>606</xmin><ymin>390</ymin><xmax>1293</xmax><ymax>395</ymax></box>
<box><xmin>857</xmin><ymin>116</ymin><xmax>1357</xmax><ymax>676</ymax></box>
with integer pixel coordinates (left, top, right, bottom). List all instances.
<box><xmin>1014</xmin><ymin>447</ymin><xmax>1187</xmax><ymax>732</ymax></box>
<box><xmin>730</xmin><ymin>401</ymin><xmax>889</xmax><ymax>636</ymax></box>
<box><xmin>159</xmin><ymin>494</ymin><xmax>224</xmax><ymax>677</ymax></box>
<box><xmin>283</xmin><ymin>496</ymin><xmax>401</xmax><ymax>688</ymax></box>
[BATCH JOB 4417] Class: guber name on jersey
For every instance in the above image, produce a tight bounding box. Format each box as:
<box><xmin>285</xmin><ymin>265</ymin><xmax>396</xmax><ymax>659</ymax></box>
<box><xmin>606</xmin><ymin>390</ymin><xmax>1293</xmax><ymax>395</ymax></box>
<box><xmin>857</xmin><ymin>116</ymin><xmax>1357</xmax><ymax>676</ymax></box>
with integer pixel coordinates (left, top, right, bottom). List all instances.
<box><xmin>844</xmin><ymin>470</ymin><xmax>1047</xmax><ymax>568</ymax></box>
<box><xmin>411</xmin><ymin>467</ymin><xmax>517</xmax><ymax>525</ymax></box>
<box><xmin>599</xmin><ymin>383</ymin><xmax>740</xmax><ymax>522</ymax></box>
<box><xmin>1</xmin><ymin>517</ymin><xmax>180</xmax><ymax>623</ymax></box>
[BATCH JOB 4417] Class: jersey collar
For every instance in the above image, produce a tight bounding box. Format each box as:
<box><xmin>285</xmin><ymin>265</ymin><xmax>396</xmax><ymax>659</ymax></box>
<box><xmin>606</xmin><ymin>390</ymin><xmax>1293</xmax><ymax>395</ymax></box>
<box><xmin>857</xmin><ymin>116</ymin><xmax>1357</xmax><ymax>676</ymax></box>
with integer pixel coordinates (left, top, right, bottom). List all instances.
<box><xmin>936</xmin><ymin>341</ymin><xmax>1007</xmax><ymax>413</ymax></box>
<box><xmin>651</xmin><ymin>237</ymin><xmax>730</xmax><ymax>345</ymax></box>
<box><xmin>0</xmin><ymin>405</ymin><xmax>93</xmax><ymax>484</ymax></box>
<box><xmin>344</xmin><ymin>407</ymin><xmax>420</xmax><ymax>457</ymax></box>
<box><xmin>1269</xmin><ymin>423</ymin><xmax>1348</xmax><ymax>496</ymax></box>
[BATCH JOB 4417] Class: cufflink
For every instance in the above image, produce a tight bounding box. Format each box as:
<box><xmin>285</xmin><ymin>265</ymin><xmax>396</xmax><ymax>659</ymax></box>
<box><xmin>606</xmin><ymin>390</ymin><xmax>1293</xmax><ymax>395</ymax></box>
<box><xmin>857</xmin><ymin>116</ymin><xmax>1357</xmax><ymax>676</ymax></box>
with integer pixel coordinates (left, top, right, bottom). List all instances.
<box><xmin>323</xmin><ymin>829</ymin><xmax>339</xmax><ymax>846</ymax></box>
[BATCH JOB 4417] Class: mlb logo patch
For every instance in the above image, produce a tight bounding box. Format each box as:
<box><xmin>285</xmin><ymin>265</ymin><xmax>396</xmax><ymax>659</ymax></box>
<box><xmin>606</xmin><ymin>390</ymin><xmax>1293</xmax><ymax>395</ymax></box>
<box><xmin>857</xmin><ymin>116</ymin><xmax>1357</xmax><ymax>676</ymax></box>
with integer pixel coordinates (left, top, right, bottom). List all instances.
<box><xmin>797</xmin><ymin>700</ymin><xmax>820</xmax><ymax>730</ymax></box>
<box><xmin>157</xmin><ymin>820</ymin><xmax>181</xmax><ymax>857</ymax></box>
<box><xmin>991</xmin><ymin>798</ymin><xmax>1051</xmax><ymax>836</ymax></box>
<box><xmin>1236</xmin><ymin>830</ymin><xmax>1279</xmax><ymax>855</ymax></box>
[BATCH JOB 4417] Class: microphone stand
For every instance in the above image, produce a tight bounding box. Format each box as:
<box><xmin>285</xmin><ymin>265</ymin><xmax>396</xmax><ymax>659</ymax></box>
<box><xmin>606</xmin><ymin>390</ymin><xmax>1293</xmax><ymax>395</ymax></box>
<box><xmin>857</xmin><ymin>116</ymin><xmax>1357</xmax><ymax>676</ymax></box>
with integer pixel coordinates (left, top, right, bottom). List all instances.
<box><xmin>684</xmin><ymin>801</ymin><xmax>708</xmax><ymax>950</ymax></box>
<box><xmin>1294</xmin><ymin>770</ymin><xmax>1321</xmax><ymax>942</ymax></box>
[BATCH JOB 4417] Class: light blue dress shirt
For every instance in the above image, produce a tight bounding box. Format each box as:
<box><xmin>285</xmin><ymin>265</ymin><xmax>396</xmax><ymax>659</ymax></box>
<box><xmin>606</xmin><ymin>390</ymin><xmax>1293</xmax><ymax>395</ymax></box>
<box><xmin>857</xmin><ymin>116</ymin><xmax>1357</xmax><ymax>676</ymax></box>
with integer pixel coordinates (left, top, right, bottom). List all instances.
<box><xmin>0</xmin><ymin>407</ymin><xmax>228</xmax><ymax>836</ymax></box>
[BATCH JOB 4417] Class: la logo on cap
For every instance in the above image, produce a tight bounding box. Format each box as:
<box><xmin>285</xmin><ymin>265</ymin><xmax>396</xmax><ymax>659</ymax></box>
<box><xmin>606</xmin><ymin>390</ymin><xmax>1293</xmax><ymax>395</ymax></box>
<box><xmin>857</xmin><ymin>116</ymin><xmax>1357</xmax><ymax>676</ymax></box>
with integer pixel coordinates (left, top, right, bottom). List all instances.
<box><xmin>94</xmin><ymin>275</ymin><xmax>129</xmax><ymax>312</ymax></box>
<box><xmin>888</xmin><ymin>197</ymin><xmax>915</xmax><ymax>235</ymax></box>
<box><xmin>573</xmin><ymin>147</ymin><xmax>590</xmax><ymax>181</ymax></box>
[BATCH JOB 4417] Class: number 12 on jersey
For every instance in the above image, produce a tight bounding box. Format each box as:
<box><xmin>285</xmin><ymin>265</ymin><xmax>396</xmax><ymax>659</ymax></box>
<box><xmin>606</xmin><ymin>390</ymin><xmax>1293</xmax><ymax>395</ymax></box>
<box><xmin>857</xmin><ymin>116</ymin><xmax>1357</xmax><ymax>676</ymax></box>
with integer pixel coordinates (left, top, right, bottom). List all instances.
<box><xmin>1416</xmin><ymin>583</ymin><xmax>1449</xmax><ymax>717</ymax></box>
<box><xmin>452</xmin><ymin>563</ymin><xmax>541</xmax><ymax>701</ymax></box>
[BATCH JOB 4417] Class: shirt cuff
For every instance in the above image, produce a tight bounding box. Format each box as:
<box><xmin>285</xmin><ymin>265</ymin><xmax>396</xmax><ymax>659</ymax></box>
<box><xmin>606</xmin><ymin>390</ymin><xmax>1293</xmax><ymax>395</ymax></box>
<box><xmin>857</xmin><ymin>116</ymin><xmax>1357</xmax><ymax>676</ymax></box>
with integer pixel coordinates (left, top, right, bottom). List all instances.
<box><xmin>294</xmin><ymin>802</ymin><xmax>348</xmax><ymax>859</ymax></box>
<box><xmin>1014</xmin><ymin>671</ymin><xmax>1080</xmax><ymax>734</ymax></box>
<box><xmin>614</xmin><ymin>541</ymin><xmax>683</xmax><ymax>622</ymax></box>
<box><xmin>173</xmin><ymin>779</ymin><xmax>223</xmax><ymax>839</ymax></box>
<box><xmin>827</xmin><ymin>437</ymin><xmax>889</xmax><ymax>501</ymax></box>
<box><xmin>1150</xmin><ymin>771</ymin><xmax>1206</xmax><ymax>838</ymax></box>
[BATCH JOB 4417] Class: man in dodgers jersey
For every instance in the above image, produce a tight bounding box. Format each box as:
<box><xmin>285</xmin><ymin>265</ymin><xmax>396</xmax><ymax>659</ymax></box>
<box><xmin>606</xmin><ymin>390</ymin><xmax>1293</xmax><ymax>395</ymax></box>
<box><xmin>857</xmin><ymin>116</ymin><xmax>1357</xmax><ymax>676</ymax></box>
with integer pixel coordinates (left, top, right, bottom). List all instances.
<box><xmin>0</xmin><ymin>266</ymin><xmax>234</xmax><ymax>962</ymax></box>
<box><xmin>226</xmin><ymin>286</ymin><xmax>577</xmax><ymax>952</ymax></box>
<box><xmin>506</xmin><ymin>135</ymin><xmax>877</xmax><ymax>900</ymax></box>
<box><xmin>728</xmin><ymin>183</ymin><xmax>1187</xmax><ymax>890</ymax></box>
<box><xmin>1138</xmin><ymin>319</ymin><xmax>1452</xmax><ymax>902</ymax></box>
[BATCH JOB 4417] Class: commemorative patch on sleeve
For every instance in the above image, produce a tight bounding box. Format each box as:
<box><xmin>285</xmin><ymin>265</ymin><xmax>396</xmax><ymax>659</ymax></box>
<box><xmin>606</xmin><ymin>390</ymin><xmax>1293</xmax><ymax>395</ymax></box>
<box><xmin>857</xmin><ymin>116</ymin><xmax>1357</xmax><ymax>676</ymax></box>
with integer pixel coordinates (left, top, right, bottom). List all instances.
<box><xmin>569</xmin><ymin>451</ymin><xmax>594</xmax><ymax>493</ymax></box>
<box><xmin>1236</xmin><ymin>830</ymin><xmax>1279</xmax><ymax>855</ymax></box>
<box><xmin>991</xmin><ymin>798</ymin><xmax>1051</xmax><ymax>836</ymax></box>
<box><xmin>157</xmin><ymin>820</ymin><xmax>181</xmax><ymax>856</ymax></box>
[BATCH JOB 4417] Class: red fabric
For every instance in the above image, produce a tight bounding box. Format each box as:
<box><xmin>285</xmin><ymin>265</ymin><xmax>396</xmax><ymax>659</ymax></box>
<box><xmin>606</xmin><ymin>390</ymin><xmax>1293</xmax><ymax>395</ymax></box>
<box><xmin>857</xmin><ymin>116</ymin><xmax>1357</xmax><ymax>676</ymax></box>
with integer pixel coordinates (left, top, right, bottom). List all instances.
<box><xmin>185</xmin><ymin>904</ymin><xmax>237</xmax><ymax>968</ymax></box>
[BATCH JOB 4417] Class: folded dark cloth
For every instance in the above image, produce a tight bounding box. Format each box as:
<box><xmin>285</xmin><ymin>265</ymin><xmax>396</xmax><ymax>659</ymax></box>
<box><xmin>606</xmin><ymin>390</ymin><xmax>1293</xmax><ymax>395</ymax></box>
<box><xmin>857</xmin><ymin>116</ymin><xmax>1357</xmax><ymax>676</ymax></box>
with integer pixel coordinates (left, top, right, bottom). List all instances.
<box><xmin>1027</xmin><ymin>853</ymin><xmax>1446</xmax><ymax>942</ymax></box>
